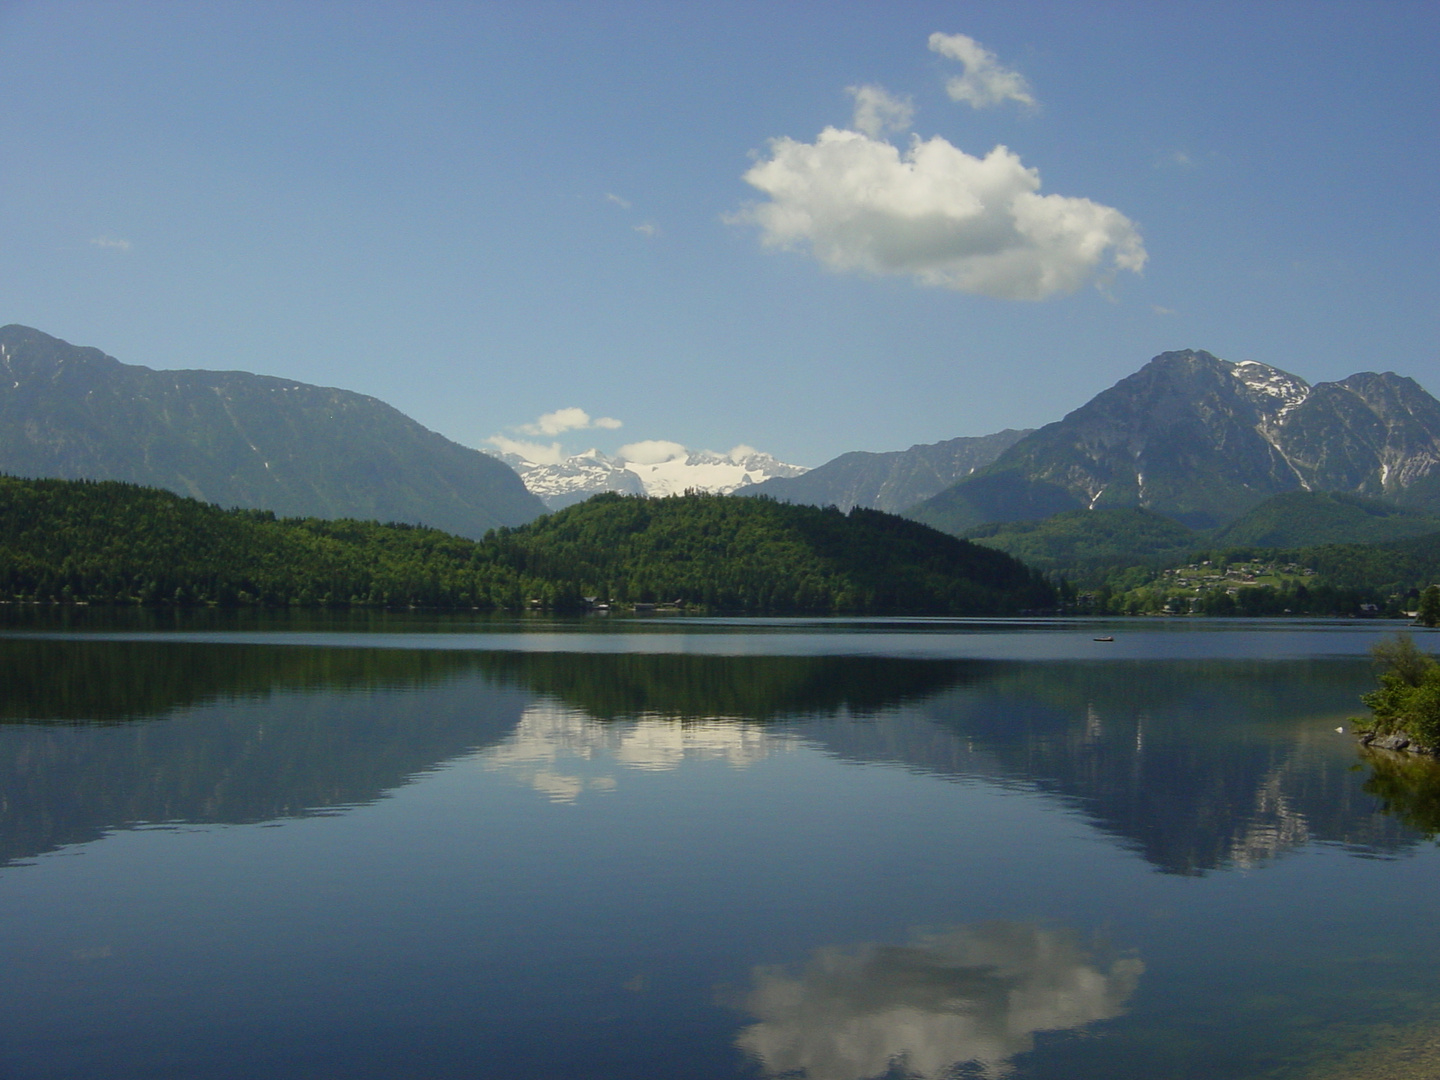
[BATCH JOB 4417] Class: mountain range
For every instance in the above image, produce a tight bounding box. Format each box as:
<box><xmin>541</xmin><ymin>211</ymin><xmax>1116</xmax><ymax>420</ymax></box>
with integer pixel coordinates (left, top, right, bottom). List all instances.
<box><xmin>0</xmin><ymin>325</ymin><xmax>544</xmax><ymax>537</ymax></box>
<box><xmin>6</xmin><ymin>326</ymin><xmax>1440</xmax><ymax>558</ymax></box>
<box><xmin>907</xmin><ymin>350</ymin><xmax>1440</xmax><ymax>533</ymax></box>
<box><xmin>495</xmin><ymin>445</ymin><xmax>807</xmax><ymax>509</ymax></box>
<box><xmin>742</xmin><ymin>429</ymin><xmax>1031</xmax><ymax>513</ymax></box>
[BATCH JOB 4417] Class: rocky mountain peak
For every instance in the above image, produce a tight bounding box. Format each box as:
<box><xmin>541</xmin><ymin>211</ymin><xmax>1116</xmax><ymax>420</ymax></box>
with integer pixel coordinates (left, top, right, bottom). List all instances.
<box><xmin>909</xmin><ymin>348</ymin><xmax>1440</xmax><ymax>534</ymax></box>
<box><xmin>1231</xmin><ymin>359</ymin><xmax>1311</xmax><ymax>417</ymax></box>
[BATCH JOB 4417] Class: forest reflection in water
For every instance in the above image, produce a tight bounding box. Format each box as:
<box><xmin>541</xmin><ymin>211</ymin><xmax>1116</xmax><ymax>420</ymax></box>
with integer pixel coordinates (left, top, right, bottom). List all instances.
<box><xmin>0</xmin><ymin>636</ymin><xmax>1426</xmax><ymax>873</ymax></box>
<box><xmin>1360</xmin><ymin>748</ymin><xmax>1440</xmax><ymax>837</ymax></box>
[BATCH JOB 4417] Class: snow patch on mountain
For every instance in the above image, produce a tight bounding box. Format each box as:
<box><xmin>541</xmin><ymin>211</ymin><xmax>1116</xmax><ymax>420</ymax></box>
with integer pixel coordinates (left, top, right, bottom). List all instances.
<box><xmin>493</xmin><ymin>445</ymin><xmax>808</xmax><ymax>509</ymax></box>
<box><xmin>494</xmin><ymin>448</ymin><xmax>644</xmax><ymax>509</ymax></box>
<box><xmin>1230</xmin><ymin>359</ymin><xmax>1317</xmax><ymax>488</ymax></box>
<box><xmin>1231</xmin><ymin>360</ymin><xmax>1311</xmax><ymax>418</ymax></box>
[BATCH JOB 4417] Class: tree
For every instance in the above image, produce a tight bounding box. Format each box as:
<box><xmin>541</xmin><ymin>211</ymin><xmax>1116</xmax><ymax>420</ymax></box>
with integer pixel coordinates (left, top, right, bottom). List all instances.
<box><xmin>1357</xmin><ymin>633</ymin><xmax>1440</xmax><ymax>748</ymax></box>
<box><xmin>1416</xmin><ymin>584</ymin><xmax>1440</xmax><ymax>627</ymax></box>
<box><xmin>1372</xmin><ymin>632</ymin><xmax>1434</xmax><ymax>688</ymax></box>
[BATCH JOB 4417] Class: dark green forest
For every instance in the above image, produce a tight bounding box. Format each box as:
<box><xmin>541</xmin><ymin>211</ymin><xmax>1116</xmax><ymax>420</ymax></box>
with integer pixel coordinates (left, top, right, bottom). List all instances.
<box><xmin>9</xmin><ymin>474</ymin><xmax>1437</xmax><ymax>619</ymax></box>
<box><xmin>964</xmin><ymin>507</ymin><xmax>1199</xmax><ymax>573</ymax></box>
<box><xmin>957</xmin><ymin>492</ymin><xmax>1440</xmax><ymax>617</ymax></box>
<box><xmin>963</xmin><ymin>494</ymin><xmax>1440</xmax><ymax>579</ymax></box>
<box><xmin>1088</xmin><ymin>532</ymin><xmax>1440</xmax><ymax>618</ymax></box>
<box><xmin>490</xmin><ymin>488</ymin><xmax>1051</xmax><ymax>613</ymax></box>
<box><xmin>0</xmin><ymin>476</ymin><xmax>1052</xmax><ymax>615</ymax></box>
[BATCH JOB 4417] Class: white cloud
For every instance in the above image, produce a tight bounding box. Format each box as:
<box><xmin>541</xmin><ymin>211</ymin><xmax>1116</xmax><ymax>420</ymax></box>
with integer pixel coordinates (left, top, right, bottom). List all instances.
<box><xmin>633</xmin><ymin>222</ymin><xmax>660</xmax><ymax>238</ymax></box>
<box><xmin>519</xmin><ymin>407</ymin><xmax>622</xmax><ymax>436</ymax></box>
<box><xmin>735</xmin><ymin>127</ymin><xmax>1146</xmax><ymax>300</ymax></box>
<box><xmin>89</xmin><ymin>236</ymin><xmax>132</xmax><ymax>251</ymax></box>
<box><xmin>616</xmin><ymin>439</ymin><xmax>687</xmax><ymax>465</ymax></box>
<box><xmin>737</xmin><ymin>923</ymin><xmax>1142</xmax><ymax>1080</ymax></box>
<box><xmin>846</xmin><ymin>84</ymin><xmax>913</xmax><ymax>138</ymax></box>
<box><xmin>605</xmin><ymin>192</ymin><xmax>632</xmax><ymax>210</ymax></box>
<box><xmin>485</xmin><ymin>434</ymin><xmax>567</xmax><ymax>465</ymax></box>
<box><xmin>487</xmin><ymin>408</ymin><xmax>624</xmax><ymax>465</ymax></box>
<box><xmin>928</xmin><ymin>32</ymin><xmax>1036</xmax><ymax>110</ymax></box>
<box><xmin>1154</xmin><ymin>149</ymin><xmax>1197</xmax><ymax>170</ymax></box>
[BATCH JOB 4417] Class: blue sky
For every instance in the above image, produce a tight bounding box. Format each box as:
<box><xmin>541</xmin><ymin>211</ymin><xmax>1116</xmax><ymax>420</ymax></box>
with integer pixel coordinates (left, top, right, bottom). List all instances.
<box><xmin>2</xmin><ymin>2</ymin><xmax>1437</xmax><ymax>466</ymax></box>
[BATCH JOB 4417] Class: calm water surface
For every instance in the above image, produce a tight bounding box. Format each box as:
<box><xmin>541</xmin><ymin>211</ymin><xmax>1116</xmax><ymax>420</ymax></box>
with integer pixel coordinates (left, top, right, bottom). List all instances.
<box><xmin>1</xmin><ymin>612</ymin><xmax>1438</xmax><ymax>1079</ymax></box>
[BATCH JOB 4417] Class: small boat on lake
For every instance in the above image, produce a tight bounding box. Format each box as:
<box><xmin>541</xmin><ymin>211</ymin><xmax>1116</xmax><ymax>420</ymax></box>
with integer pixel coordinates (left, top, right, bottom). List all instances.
<box><xmin>1093</xmin><ymin>635</ymin><xmax>1115</xmax><ymax>642</ymax></box>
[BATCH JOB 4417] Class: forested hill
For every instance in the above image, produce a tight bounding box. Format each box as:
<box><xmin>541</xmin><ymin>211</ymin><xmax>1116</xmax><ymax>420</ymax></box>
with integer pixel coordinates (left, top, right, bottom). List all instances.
<box><xmin>487</xmin><ymin>491</ymin><xmax>1052</xmax><ymax>613</ymax></box>
<box><xmin>0</xmin><ymin>478</ymin><xmax>1053</xmax><ymax>615</ymax></box>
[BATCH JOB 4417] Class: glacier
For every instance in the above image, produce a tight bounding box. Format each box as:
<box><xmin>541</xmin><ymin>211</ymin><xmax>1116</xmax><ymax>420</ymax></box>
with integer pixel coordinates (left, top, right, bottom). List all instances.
<box><xmin>490</xmin><ymin>445</ymin><xmax>809</xmax><ymax>510</ymax></box>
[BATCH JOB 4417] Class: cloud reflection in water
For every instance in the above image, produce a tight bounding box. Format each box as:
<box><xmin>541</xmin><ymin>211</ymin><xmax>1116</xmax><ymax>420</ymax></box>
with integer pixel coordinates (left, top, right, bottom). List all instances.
<box><xmin>480</xmin><ymin>700</ymin><xmax>796</xmax><ymax>802</ymax></box>
<box><xmin>736</xmin><ymin>922</ymin><xmax>1142</xmax><ymax>1079</ymax></box>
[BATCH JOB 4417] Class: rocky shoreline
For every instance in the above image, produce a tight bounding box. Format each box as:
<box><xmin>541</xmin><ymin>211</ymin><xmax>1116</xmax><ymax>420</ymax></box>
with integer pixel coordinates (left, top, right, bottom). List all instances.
<box><xmin>1359</xmin><ymin>731</ymin><xmax>1436</xmax><ymax>755</ymax></box>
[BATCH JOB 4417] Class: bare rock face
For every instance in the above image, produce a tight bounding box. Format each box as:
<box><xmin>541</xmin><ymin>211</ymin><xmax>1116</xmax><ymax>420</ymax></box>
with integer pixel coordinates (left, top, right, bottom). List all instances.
<box><xmin>1370</xmin><ymin>734</ymin><xmax>1413</xmax><ymax>752</ymax></box>
<box><xmin>911</xmin><ymin>350</ymin><xmax>1440</xmax><ymax>533</ymax></box>
<box><xmin>1276</xmin><ymin>372</ymin><xmax>1440</xmax><ymax>498</ymax></box>
<box><xmin>1360</xmin><ymin>731</ymin><xmax>1436</xmax><ymax>755</ymax></box>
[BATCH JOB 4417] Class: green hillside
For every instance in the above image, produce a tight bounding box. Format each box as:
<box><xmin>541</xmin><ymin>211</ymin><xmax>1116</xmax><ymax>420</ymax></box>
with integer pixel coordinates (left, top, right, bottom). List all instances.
<box><xmin>0</xmin><ymin>475</ymin><xmax>507</xmax><ymax>608</ymax></box>
<box><xmin>482</xmin><ymin>491</ymin><xmax>1052</xmax><ymax>613</ymax></box>
<box><xmin>955</xmin><ymin>492</ymin><xmax>1440</xmax><ymax>587</ymax></box>
<box><xmin>1068</xmin><ymin>530</ymin><xmax>1440</xmax><ymax>618</ymax></box>
<box><xmin>1210</xmin><ymin>491</ymin><xmax>1440</xmax><ymax>548</ymax></box>
<box><xmin>1297</xmin><ymin>532</ymin><xmax>1440</xmax><ymax>595</ymax></box>
<box><xmin>963</xmin><ymin>507</ymin><xmax>1200</xmax><ymax>573</ymax></box>
<box><xmin>0</xmin><ymin>477</ymin><xmax>1052</xmax><ymax>615</ymax></box>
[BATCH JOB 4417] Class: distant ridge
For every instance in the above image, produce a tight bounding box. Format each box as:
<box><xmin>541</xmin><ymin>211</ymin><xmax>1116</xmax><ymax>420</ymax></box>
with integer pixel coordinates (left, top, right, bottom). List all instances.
<box><xmin>744</xmin><ymin>429</ymin><xmax>1031</xmax><ymax>513</ymax></box>
<box><xmin>911</xmin><ymin>350</ymin><xmax>1440</xmax><ymax>533</ymax></box>
<box><xmin>0</xmin><ymin>325</ymin><xmax>545</xmax><ymax>537</ymax></box>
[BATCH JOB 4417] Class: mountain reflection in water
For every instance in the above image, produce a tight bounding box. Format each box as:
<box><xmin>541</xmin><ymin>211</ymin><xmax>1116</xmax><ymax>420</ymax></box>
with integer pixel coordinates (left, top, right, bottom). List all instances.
<box><xmin>804</xmin><ymin>658</ymin><xmax>1409</xmax><ymax>874</ymax></box>
<box><xmin>735</xmin><ymin>922</ymin><xmax>1143</xmax><ymax>1080</ymax></box>
<box><xmin>0</xmin><ymin>639</ymin><xmax>1419</xmax><ymax>874</ymax></box>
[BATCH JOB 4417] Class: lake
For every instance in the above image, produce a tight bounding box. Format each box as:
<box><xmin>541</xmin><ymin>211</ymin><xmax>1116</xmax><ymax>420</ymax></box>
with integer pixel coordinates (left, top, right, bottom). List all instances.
<box><xmin>2</xmin><ymin>610</ymin><xmax>1438</xmax><ymax>1079</ymax></box>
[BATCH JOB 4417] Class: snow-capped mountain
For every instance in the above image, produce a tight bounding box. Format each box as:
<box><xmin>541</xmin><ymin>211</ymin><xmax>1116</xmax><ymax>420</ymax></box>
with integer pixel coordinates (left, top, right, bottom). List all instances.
<box><xmin>496</xmin><ymin>448</ymin><xmax>646</xmax><ymax>509</ymax></box>
<box><xmin>495</xmin><ymin>445</ymin><xmax>809</xmax><ymax>509</ymax></box>
<box><xmin>909</xmin><ymin>349</ymin><xmax>1440</xmax><ymax>533</ymax></box>
<box><xmin>625</xmin><ymin>447</ymin><xmax>808</xmax><ymax>498</ymax></box>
